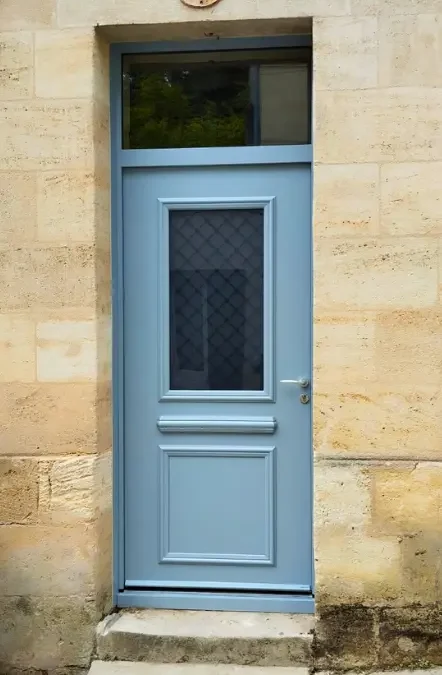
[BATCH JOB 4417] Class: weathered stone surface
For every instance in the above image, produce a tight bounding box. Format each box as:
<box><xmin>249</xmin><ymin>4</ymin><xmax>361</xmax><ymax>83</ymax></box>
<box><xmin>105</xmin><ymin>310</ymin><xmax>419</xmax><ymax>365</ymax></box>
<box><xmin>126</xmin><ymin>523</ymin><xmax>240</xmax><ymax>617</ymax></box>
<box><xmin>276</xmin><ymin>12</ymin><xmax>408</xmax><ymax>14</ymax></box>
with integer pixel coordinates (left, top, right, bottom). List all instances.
<box><xmin>0</xmin><ymin>33</ymin><xmax>33</xmax><ymax>100</ymax></box>
<box><xmin>313</xmin><ymin>605</ymin><xmax>378</xmax><ymax>670</ymax></box>
<box><xmin>314</xmin><ymin>17</ymin><xmax>378</xmax><ymax>90</ymax></box>
<box><xmin>379</xmin><ymin>14</ymin><xmax>442</xmax><ymax>87</ymax></box>
<box><xmin>0</xmin><ymin>101</ymin><xmax>93</xmax><ymax>171</ymax></box>
<box><xmin>378</xmin><ymin>605</ymin><xmax>442</xmax><ymax>668</ymax></box>
<box><xmin>0</xmin><ymin>315</ymin><xmax>35</xmax><ymax>382</ymax></box>
<box><xmin>0</xmin><ymin>459</ymin><xmax>38</xmax><ymax>524</ymax></box>
<box><xmin>37</xmin><ymin>321</ymin><xmax>98</xmax><ymax>382</ymax></box>
<box><xmin>0</xmin><ymin>245</ymin><xmax>97</xmax><ymax>311</ymax></box>
<box><xmin>97</xmin><ymin>610</ymin><xmax>314</xmax><ymax>667</ymax></box>
<box><xmin>0</xmin><ymin>595</ymin><xmax>96</xmax><ymax>669</ymax></box>
<box><xmin>381</xmin><ymin>162</ymin><xmax>442</xmax><ymax>235</ymax></box>
<box><xmin>371</xmin><ymin>463</ymin><xmax>442</xmax><ymax>535</ymax></box>
<box><xmin>0</xmin><ymin>0</ymin><xmax>55</xmax><ymax>29</ymax></box>
<box><xmin>314</xmin><ymin>312</ymin><xmax>376</xmax><ymax>388</ymax></box>
<box><xmin>35</xmin><ymin>29</ymin><xmax>95</xmax><ymax>99</ymax></box>
<box><xmin>315</xmin><ymin>462</ymin><xmax>402</xmax><ymax>604</ymax></box>
<box><xmin>315</xmin><ymin>238</ymin><xmax>438</xmax><ymax>310</ymax></box>
<box><xmin>315</xmin><ymin>389</ymin><xmax>442</xmax><ymax>459</ymax></box>
<box><xmin>0</xmin><ymin>172</ymin><xmax>36</xmax><ymax>242</ymax></box>
<box><xmin>375</xmin><ymin>309</ymin><xmax>442</xmax><ymax>388</ymax></box>
<box><xmin>38</xmin><ymin>452</ymin><xmax>112</xmax><ymax>524</ymax></box>
<box><xmin>57</xmin><ymin>0</ymin><xmax>350</xmax><ymax>29</ymax></box>
<box><xmin>0</xmin><ymin>382</ymin><xmax>111</xmax><ymax>455</ymax></box>
<box><xmin>316</xmin><ymin>88</ymin><xmax>442</xmax><ymax>163</ymax></box>
<box><xmin>314</xmin><ymin>164</ymin><xmax>379</xmax><ymax>237</ymax></box>
<box><xmin>0</xmin><ymin>525</ymin><xmax>95</xmax><ymax>596</ymax></box>
<box><xmin>37</xmin><ymin>171</ymin><xmax>97</xmax><ymax>243</ymax></box>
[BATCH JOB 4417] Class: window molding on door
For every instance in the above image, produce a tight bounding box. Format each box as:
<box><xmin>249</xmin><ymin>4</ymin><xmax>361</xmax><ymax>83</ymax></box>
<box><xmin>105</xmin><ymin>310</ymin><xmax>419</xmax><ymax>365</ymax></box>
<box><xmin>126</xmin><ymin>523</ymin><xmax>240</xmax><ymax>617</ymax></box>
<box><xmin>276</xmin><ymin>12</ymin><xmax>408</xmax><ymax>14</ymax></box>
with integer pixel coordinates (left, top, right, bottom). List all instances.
<box><xmin>158</xmin><ymin>196</ymin><xmax>275</xmax><ymax>402</ymax></box>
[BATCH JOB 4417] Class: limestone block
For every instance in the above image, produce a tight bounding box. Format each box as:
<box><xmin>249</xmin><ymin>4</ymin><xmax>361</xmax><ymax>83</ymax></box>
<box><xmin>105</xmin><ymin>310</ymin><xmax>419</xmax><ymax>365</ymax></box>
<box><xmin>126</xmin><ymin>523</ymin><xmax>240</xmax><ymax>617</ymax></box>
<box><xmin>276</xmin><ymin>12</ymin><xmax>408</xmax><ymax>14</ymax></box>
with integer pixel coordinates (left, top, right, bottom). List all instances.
<box><xmin>315</xmin><ymin>524</ymin><xmax>401</xmax><ymax>604</ymax></box>
<box><xmin>315</xmin><ymin>461</ymin><xmax>401</xmax><ymax>604</ymax></box>
<box><xmin>0</xmin><ymin>172</ymin><xmax>36</xmax><ymax>242</ymax></box>
<box><xmin>314</xmin><ymin>389</ymin><xmax>442</xmax><ymax>459</ymax></box>
<box><xmin>0</xmin><ymin>0</ymin><xmax>55</xmax><ymax>30</ymax></box>
<box><xmin>314</xmin><ymin>312</ymin><xmax>376</xmax><ymax>388</ymax></box>
<box><xmin>35</xmin><ymin>29</ymin><xmax>95</xmax><ymax>99</ymax></box>
<box><xmin>314</xmin><ymin>17</ymin><xmax>378</xmax><ymax>90</ymax></box>
<box><xmin>314</xmin><ymin>164</ymin><xmax>379</xmax><ymax>237</ymax></box>
<box><xmin>37</xmin><ymin>321</ymin><xmax>97</xmax><ymax>382</ymax></box>
<box><xmin>0</xmin><ymin>459</ymin><xmax>38</xmax><ymax>524</ymax></box>
<box><xmin>39</xmin><ymin>456</ymin><xmax>95</xmax><ymax>523</ymax></box>
<box><xmin>315</xmin><ymin>238</ymin><xmax>438</xmax><ymax>310</ymax></box>
<box><xmin>57</xmin><ymin>0</ymin><xmax>350</xmax><ymax>29</ymax></box>
<box><xmin>37</xmin><ymin>171</ymin><xmax>97</xmax><ymax>243</ymax></box>
<box><xmin>0</xmin><ymin>595</ymin><xmax>96</xmax><ymax>669</ymax></box>
<box><xmin>375</xmin><ymin>310</ymin><xmax>442</xmax><ymax>387</ymax></box>
<box><xmin>0</xmin><ymin>382</ymin><xmax>111</xmax><ymax>455</ymax></box>
<box><xmin>371</xmin><ymin>462</ymin><xmax>442</xmax><ymax>535</ymax></box>
<box><xmin>0</xmin><ymin>245</ymin><xmax>97</xmax><ymax>311</ymax></box>
<box><xmin>315</xmin><ymin>461</ymin><xmax>371</xmax><ymax>530</ymax></box>
<box><xmin>0</xmin><ymin>101</ymin><xmax>93</xmax><ymax>171</ymax></box>
<box><xmin>39</xmin><ymin>452</ymin><xmax>112</xmax><ymax>524</ymax></box>
<box><xmin>0</xmin><ymin>525</ymin><xmax>95</xmax><ymax>596</ymax></box>
<box><xmin>0</xmin><ymin>315</ymin><xmax>35</xmax><ymax>382</ymax></box>
<box><xmin>313</xmin><ymin>605</ymin><xmax>377</xmax><ymax>670</ymax></box>
<box><xmin>380</xmin><ymin>14</ymin><xmax>442</xmax><ymax>87</ymax></box>
<box><xmin>381</xmin><ymin>163</ymin><xmax>442</xmax><ymax>235</ymax></box>
<box><xmin>379</xmin><ymin>605</ymin><xmax>442</xmax><ymax>668</ymax></box>
<box><xmin>351</xmin><ymin>0</ymin><xmax>442</xmax><ymax>15</ymax></box>
<box><xmin>315</xmin><ymin>88</ymin><xmax>442</xmax><ymax>164</ymax></box>
<box><xmin>0</xmin><ymin>33</ymin><xmax>33</xmax><ymax>100</ymax></box>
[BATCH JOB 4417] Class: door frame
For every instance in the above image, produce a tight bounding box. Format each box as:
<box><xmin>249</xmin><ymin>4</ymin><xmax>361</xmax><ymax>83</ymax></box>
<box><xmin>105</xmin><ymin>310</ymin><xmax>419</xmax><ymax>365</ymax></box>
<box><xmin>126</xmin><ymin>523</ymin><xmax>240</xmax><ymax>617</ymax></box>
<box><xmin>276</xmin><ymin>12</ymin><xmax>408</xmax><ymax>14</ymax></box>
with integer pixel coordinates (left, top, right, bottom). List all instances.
<box><xmin>110</xmin><ymin>34</ymin><xmax>314</xmax><ymax>612</ymax></box>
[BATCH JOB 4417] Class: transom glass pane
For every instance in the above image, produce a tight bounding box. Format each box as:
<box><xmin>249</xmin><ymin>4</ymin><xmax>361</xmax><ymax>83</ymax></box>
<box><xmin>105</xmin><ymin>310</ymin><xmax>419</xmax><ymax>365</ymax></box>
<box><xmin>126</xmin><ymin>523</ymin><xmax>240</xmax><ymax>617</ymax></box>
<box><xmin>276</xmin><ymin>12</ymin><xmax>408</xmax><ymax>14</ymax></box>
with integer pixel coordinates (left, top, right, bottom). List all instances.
<box><xmin>169</xmin><ymin>208</ymin><xmax>264</xmax><ymax>391</ymax></box>
<box><xmin>122</xmin><ymin>49</ymin><xmax>311</xmax><ymax>149</ymax></box>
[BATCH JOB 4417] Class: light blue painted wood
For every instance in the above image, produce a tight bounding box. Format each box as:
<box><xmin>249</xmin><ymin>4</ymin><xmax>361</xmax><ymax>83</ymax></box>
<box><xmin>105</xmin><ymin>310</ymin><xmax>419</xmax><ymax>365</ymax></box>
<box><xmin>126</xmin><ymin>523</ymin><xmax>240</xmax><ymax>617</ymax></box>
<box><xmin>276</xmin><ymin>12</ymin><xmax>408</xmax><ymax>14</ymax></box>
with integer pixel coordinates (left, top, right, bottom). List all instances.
<box><xmin>123</xmin><ymin>162</ymin><xmax>312</xmax><ymax>597</ymax></box>
<box><xmin>117</xmin><ymin>591</ymin><xmax>315</xmax><ymax>613</ymax></box>
<box><xmin>157</xmin><ymin>416</ymin><xmax>277</xmax><ymax>434</ymax></box>
<box><xmin>120</xmin><ymin>145</ymin><xmax>312</xmax><ymax>168</ymax></box>
<box><xmin>159</xmin><ymin>445</ymin><xmax>275</xmax><ymax>566</ymax></box>
<box><xmin>111</xmin><ymin>33</ymin><xmax>313</xmax><ymax>612</ymax></box>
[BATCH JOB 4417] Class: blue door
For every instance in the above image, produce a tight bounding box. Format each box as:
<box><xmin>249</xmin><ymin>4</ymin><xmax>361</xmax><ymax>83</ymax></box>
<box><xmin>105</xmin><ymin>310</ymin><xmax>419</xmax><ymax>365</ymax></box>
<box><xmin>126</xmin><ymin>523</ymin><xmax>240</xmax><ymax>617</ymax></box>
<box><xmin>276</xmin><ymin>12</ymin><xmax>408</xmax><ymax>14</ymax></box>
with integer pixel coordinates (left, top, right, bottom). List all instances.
<box><xmin>122</xmin><ymin>151</ymin><xmax>312</xmax><ymax>607</ymax></box>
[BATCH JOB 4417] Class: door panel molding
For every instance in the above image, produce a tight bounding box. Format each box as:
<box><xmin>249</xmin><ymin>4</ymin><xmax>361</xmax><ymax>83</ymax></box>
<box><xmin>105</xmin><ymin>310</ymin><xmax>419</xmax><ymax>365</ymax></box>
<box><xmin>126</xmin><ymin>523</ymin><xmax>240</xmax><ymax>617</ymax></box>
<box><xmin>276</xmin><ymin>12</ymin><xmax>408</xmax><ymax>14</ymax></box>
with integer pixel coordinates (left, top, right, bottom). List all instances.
<box><xmin>157</xmin><ymin>415</ymin><xmax>277</xmax><ymax>434</ymax></box>
<box><xmin>159</xmin><ymin>444</ymin><xmax>276</xmax><ymax>566</ymax></box>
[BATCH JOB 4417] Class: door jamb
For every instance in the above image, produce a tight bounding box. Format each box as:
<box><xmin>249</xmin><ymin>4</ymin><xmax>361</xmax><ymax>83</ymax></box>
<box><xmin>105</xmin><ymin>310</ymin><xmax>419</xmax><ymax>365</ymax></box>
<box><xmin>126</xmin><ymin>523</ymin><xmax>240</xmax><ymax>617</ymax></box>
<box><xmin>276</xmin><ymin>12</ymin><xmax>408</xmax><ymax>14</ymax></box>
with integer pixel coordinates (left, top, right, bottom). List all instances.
<box><xmin>110</xmin><ymin>33</ymin><xmax>314</xmax><ymax>610</ymax></box>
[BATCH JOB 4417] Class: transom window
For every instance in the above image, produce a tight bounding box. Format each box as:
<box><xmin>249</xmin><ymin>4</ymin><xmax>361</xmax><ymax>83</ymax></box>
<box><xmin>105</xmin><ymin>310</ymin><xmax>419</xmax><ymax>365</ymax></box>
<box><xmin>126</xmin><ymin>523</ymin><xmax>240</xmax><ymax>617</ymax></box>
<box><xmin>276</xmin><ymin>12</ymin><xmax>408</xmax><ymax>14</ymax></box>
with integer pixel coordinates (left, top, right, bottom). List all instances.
<box><xmin>122</xmin><ymin>48</ymin><xmax>311</xmax><ymax>149</ymax></box>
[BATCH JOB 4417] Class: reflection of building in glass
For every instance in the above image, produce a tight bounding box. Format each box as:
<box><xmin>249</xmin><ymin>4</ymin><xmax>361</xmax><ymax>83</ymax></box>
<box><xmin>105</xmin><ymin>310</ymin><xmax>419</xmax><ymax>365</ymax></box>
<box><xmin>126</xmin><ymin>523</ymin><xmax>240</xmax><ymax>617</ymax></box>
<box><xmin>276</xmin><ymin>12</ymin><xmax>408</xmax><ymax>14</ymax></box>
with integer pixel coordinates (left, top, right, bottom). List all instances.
<box><xmin>169</xmin><ymin>209</ymin><xmax>264</xmax><ymax>391</ymax></box>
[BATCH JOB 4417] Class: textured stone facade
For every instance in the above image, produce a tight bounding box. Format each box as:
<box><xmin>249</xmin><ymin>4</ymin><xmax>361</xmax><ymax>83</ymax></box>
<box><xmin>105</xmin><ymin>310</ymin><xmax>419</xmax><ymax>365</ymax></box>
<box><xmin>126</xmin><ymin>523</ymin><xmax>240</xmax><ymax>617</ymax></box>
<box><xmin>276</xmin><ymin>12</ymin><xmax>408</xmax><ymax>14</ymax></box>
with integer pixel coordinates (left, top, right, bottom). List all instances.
<box><xmin>0</xmin><ymin>0</ymin><xmax>441</xmax><ymax>671</ymax></box>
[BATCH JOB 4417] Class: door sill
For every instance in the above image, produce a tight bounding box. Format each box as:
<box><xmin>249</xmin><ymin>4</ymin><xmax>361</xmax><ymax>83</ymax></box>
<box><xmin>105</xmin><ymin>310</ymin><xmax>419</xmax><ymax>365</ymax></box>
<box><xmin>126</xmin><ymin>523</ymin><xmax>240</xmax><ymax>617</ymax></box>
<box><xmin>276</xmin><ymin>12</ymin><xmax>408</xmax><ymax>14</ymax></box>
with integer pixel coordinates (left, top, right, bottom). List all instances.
<box><xmin>117</xmin><ymin>590</ymin><xmax>314</xmax><ymax>613</ymax></box>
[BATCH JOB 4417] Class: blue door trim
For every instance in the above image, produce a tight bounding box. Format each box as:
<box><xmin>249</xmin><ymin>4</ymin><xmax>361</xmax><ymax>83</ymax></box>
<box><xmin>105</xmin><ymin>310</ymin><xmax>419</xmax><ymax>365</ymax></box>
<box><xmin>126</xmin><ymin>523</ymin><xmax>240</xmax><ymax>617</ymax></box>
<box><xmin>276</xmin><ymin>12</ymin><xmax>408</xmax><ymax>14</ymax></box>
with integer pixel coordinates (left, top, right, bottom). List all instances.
<box><xmin>110</xmin><ymin>34</ymin><xmax>314</xmax><ymax>611</ymax></box>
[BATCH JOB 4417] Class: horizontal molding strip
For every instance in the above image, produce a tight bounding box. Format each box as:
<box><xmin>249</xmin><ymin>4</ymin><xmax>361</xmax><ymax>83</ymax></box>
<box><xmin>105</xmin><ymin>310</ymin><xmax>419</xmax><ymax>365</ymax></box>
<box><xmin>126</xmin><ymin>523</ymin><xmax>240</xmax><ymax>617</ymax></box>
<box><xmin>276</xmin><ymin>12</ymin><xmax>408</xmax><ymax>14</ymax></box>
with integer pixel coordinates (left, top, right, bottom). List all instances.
<box><xmin>120</xmin><ymin>144</ymin><xmax>312</xmax><ymax>168</ymax></box>
<box><xmin>157</xmin><ymin>416</ymin><xmax>277</xmax><ymax>434</ymax></box>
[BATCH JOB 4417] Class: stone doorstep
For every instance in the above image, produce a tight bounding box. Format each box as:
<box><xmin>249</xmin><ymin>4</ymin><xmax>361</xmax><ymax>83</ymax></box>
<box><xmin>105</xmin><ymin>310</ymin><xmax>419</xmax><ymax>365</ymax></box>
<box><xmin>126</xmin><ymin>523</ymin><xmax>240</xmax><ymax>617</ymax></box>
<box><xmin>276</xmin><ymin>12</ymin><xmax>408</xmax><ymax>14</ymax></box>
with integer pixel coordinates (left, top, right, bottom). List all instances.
<box><xmin>89</xmin><ymin>662</ymin><xmax>308</xmax><ymax>674</ymax></box>
<box><xmin>96</xmin><ymin>610</ymin><xmax>314</xmax><ymax>667</ymax></box>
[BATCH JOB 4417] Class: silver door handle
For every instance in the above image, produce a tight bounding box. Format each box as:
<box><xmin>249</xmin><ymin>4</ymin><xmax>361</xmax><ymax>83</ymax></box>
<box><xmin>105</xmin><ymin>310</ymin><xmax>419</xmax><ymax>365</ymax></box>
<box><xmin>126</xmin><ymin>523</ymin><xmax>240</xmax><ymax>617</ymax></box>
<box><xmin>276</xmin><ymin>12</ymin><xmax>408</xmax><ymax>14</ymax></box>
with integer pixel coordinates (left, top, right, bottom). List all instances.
<box><xmin>280</xmin><ymin>378</ymin><xmax>310</xmax><ymax>388</ymax></box>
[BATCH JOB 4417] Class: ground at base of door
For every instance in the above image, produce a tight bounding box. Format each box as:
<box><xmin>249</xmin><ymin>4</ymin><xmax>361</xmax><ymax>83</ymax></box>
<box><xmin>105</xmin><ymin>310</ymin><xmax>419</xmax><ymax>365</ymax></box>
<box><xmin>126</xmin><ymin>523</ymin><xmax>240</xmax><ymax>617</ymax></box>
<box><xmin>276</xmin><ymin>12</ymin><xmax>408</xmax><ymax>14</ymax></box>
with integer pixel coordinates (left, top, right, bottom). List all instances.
<box><xmin>96</xmin><ymin>610</ymin><xmax>314</xmax><ymax>667</ymax></box>
<box><xmin>90</xmin><ymin>665</ymin><xmax>442</xmax><ymax>675</ymax></box>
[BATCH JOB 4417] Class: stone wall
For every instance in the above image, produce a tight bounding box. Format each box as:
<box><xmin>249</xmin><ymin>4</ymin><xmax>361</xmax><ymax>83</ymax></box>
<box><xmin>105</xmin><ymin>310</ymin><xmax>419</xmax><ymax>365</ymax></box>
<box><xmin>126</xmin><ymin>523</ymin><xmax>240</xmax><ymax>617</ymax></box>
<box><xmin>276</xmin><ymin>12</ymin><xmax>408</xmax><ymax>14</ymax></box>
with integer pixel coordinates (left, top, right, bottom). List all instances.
<box><xmin>0</xmin><ymin>0</ymin><xmax>441</xmax><ymax>671</ymax></box>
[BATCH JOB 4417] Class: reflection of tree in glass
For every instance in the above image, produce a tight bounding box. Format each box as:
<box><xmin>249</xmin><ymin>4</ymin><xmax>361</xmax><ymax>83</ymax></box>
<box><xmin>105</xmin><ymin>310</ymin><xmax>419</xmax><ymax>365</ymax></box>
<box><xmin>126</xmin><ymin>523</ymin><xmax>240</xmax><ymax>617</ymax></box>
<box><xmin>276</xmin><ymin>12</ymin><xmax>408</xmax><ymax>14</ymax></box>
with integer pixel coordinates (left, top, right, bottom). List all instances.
<box><xmin>128</xmin><ymin>66</ymin><xmax>250</xmax><ymax>149</ymax></box>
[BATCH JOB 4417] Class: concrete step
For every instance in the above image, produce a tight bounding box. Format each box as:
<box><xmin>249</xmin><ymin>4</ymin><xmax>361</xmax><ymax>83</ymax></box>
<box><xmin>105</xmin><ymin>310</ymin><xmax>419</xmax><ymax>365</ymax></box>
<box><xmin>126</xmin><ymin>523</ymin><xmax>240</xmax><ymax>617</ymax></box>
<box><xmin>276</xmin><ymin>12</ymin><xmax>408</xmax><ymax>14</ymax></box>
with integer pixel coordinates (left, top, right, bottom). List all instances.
<box><xmin>89</xmin><ymin>662</ymin><xmax>308</xmax><ymax>675</ymax></box>
<box><xmin>96</xmin><ymin>610</ymin><xmax>314</xmax><ymax>667</ymax></box>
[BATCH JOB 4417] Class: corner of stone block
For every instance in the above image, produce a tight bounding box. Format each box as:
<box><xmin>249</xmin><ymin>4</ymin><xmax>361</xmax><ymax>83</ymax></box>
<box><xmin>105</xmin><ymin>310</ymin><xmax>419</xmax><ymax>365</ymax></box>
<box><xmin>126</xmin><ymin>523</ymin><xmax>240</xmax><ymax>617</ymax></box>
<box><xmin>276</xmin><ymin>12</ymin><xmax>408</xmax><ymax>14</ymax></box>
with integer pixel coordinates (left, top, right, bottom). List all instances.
<box><xmin>96</xmin><ymin>611</ymin><xmax>120</xmax><ymax>637</ymax></box>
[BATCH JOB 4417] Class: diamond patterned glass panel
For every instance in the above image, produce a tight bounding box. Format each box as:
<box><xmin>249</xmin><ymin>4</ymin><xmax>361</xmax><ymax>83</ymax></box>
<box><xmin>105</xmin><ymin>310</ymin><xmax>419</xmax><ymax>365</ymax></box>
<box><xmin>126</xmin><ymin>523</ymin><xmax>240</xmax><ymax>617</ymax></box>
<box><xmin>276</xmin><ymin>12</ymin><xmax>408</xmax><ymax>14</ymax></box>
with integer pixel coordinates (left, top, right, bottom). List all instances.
<box><xmin>169</xmin><ymin>208</ymin><xmax>264</xmax><ymax>391</ymax></box>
